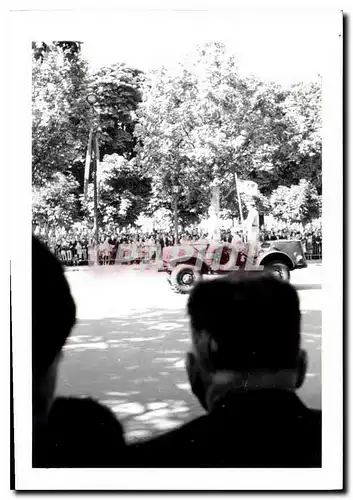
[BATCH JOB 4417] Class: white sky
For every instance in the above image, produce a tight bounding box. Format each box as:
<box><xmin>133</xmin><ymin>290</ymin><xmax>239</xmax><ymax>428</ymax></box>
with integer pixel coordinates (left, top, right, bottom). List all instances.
<box><xmin>80</xmin><ymin>10</ymin><xmax>335</xmax><ymax>84</ymax></box>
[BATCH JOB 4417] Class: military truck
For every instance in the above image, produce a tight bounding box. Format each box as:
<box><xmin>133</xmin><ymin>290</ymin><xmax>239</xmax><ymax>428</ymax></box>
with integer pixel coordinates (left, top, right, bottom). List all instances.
<box><xmin>160</xmin><ymin>239</ymin><xmax>307</xmax><ymax>294</ymax></box>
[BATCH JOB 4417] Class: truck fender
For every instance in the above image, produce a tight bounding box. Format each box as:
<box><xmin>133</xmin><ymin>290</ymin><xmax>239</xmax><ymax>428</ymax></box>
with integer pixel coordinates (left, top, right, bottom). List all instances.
<box><xmin>258</xmin><ymin>251</ymin><xmax>295</xmax><ymax>271</ymax></box>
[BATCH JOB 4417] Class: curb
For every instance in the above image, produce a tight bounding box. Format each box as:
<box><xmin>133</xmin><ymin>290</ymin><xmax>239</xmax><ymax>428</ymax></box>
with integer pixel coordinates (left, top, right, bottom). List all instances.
<box><xmin>64</xmin><ymin>261</ymin><xmax>322</xmax><ymax>272</ymax></box>
<box><xmin>64</xmin><ymin>264</ymin><xmax>161</xmax><ymax>272</ymax></box>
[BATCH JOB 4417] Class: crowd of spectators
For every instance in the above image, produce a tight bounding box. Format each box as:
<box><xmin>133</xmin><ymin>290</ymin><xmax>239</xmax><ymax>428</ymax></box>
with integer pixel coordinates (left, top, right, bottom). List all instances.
<box><xmin>36</xmin><ymin>222</ymin><xmax>322</xmax><ymax>267</ymax></box>
<box><xmin>46</xmin><ymin>232</ymin><xmax>180</xmax><ymax>267</ymax></box>
<box><xmin>259</xmin><ymin>225</ymin><xmax>322</xmax><ymax>259</ymax></box>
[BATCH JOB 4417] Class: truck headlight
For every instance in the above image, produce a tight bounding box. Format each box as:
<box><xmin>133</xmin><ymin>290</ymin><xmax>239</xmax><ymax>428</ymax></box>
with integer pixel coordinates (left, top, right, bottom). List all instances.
<box><xmin>296</xmin><ymin>254</ymin><xmax>303</xmax><ymax>262</ymax></box>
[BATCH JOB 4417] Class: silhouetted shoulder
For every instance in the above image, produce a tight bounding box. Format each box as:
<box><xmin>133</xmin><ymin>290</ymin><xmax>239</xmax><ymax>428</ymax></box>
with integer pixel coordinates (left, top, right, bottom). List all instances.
<box><xmin>34</xmin><ymin>397</ymin><xmax>127</xmax><ymax>467</ymax></box>
<box><xmin>50</xmin><ymin>396</ymin><xmax>122</xmax><ymax>428</ymax></box>
<box><xmin>127</xmin><ymin>414</ymin><xmax>210</xmax><ymax>467</ymax></box>
<box><xmin>127</xmin><ymin>393</ymin><xmax>322</xmax><ymax>468</ymax></box>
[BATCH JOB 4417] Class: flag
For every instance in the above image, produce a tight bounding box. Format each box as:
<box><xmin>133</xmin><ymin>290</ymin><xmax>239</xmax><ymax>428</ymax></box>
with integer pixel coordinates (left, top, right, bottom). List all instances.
<box><xmin>237</xmin><ymin>179</ymin><xmax>259</xmax><ymax>196</ymax></box>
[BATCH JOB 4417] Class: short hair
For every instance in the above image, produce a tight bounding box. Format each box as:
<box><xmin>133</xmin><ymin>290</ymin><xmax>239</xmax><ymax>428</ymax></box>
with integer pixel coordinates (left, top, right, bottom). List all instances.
<box><xmin>32</xmin><ymin>236</ymin><xmax>76</xmax><ymax>380</ymax></box>
<box><xmin>187</xmin><ymin>273</ymin><xmax>301</xmax><ymax>372</ymax></box>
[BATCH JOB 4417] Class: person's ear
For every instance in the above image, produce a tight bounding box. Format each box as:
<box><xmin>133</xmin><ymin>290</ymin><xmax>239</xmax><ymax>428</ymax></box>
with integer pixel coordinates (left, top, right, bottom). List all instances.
<box><xmin>185</xmin><ymin>351</ymin><xmax>196</xmax><ymax>387</ymax></box>
<box><xmin>185</xmin><ymin>351</ymin><xmax>210</xmax><ymax>411</ymax></box>
<box><xmin>295</xmin><ymin>348</ymin><xmax>307</xmax><ymax>389</ymax></box>
<box><xmin>185</xmin><ymin>351</ymin><xmax>200</xmax><ymax>397</ymax></box>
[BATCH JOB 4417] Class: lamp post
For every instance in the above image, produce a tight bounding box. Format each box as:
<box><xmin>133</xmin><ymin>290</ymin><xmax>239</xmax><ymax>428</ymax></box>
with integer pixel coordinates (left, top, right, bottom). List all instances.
<box><xmin>84</xmin><ymin>93</ymin><xmax>100</xmax><ymax>257</ymax></box>
<box><xmin>172</xmin><ymin>184</ymin><xmax>179</xmax><ymax>244</ymax></box>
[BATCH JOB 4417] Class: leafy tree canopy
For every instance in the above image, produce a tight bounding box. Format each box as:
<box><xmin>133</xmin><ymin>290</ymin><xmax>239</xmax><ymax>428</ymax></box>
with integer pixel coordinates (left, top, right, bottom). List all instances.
<box><xmin>32</xmin><ymin>172</ymin><xmax>80</xmax><ymax>229</ymax></box>
<box><xmin>32</xmin><ymin>40</ymin><xmax>322</xmax><ymax>233</ymax></box>
<box><xmin>258</xmin><ymin>81</ymin><xmax>322</xmax><ymax>195</ymax></box>
<box><xmin>134</xmin><ymin>42</ymin><xmax>322</xmax><ymax>222</ymax></box>
<box><xmin>81</xmin><ymin>154</ymin><xmax>151</xmax><ymax>228</ymax></box>
<box><xmin>32</xmin><ymin>43</ymin><xmax>91</xmax><ymax>186</ymax></box>
<box><xmin>32</xmin><ymin>41</ymin><xmax>83</xmax><ymax>62</ymax></box>
<box><xmin>270</xmin><ymin>179</ymin><xmax>321</xmax><ymax>224</ymax></box>
<box><xmin>87</xmin><ymin>64</ymin><xmax>145</xmax><ymax>160</ymax></box>
<box><xmin>32</xmin><ymin>43</ymin><xmax>147</xmax><ymax>230</ymax></box>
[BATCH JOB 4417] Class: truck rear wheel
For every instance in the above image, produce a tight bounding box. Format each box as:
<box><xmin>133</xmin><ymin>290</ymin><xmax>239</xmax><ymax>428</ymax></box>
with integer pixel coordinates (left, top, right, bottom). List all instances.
<box><xmin>265</xmin><ymin>261</ymin><xmax>290</xmax><ymax>281</ymax></box>
<box><xmin>169</xmin><ymin>264</ymin><xmax>201</xmax><ymax>294</ymax></box>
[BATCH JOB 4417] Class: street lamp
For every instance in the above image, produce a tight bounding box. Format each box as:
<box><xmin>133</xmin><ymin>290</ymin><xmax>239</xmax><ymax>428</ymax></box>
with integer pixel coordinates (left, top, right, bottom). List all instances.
<box><xmin>86</xmin><ymin>93</ymin><xmax>98</xmax><ymax>105</ymax></box>
<box><xmin>84</xmin><ymin>93</ymin><xmax>100</xmax><ymax>261</ymax></box>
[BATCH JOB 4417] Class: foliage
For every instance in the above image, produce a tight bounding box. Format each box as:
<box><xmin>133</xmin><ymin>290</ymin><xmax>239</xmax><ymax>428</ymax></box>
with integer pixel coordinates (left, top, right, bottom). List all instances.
<box><xmin>32</xmin><ymin>41</ymin><xmax>83</xmax><ymax>62</ymax></box>
<box><xmin>257</xmin><ymin>81</ymin><xmax>322</xmax><ymax>195</ymax></box>
<box><xmin>32</xmin><ymin>44</ymin><xmax>148</xmax><ymax>230</ymax></box>
<box><xmin>135</xmin><ymin>208</ymin><xmax>174</xmax><ymax>233</ymax></box>
<box><xmin>151</xmin><ymin>208</ymin><xmax>174</xmax><ymax>232</ymax></box>
<box><xmin>32</xmin><ymin>43</ymin><xmax>91</xmax><ymax>186</ymax></box>
<box><xmin>87</xmin><ymin>64</ymin><xmax>144</xmax><ymax>160</ymax></box>
<box><xmin>32</xmin><ymin>45</ymin><xmax>144</xmax><ymax>182</ymax></box>
<box><xmin>134</xmin><ymin>42</ymin><xmax>322</xmax><ymax>223</ymax></box>
<box><xmin>270</xmin><ymin>179</ymin><xmax>321</xmax><ymax>223</ymax></box>
<box><xmin>81</xmin><ymin>154</ymin><xmax>151</xmax><ymax>228</ymax></box>
<box><xmin>134</xmin><ymin>42</ymin><xmax>246</xmax><ymax>224</ymax></box>
<box><xmin>32</xmin><ymin>172</ymin><xmax>80</xmax><ymax>229</ymax></box>
<box><xmin>32</xmin><ymin>41</ymin><xmax>322</xmax><ymax>232</ymax></box>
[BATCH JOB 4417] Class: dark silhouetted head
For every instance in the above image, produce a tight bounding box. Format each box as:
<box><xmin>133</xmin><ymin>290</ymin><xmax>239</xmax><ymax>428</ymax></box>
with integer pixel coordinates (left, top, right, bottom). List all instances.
<box><xmin>32</xmin><ymin>236</ymin><xmax>76</xmax><ymax>418</ymax></box>
<box><xmin>185</xmin><ymin>273</ymin><xmax>306</xmax><ymax>410</ymax></box>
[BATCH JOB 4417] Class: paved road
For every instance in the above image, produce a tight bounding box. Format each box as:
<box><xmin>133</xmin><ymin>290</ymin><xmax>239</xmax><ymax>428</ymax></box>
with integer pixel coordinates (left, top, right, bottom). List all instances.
<box><xmin>56</xmin><ymin>264</ymin><xmax>322</xmax><ymax>443</ymax></box>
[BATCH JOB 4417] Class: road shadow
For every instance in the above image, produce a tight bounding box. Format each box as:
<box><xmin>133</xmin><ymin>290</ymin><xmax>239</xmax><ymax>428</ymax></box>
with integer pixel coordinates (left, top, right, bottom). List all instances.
<box><xmin>56</xmin><ymin>307</ymin><xmax>321</xmax><ymax>442</ymax></box>
<box><xmin>56</xmin><ymin>307</ymin><xmax>205</xmax><ymax>443</ymax></box>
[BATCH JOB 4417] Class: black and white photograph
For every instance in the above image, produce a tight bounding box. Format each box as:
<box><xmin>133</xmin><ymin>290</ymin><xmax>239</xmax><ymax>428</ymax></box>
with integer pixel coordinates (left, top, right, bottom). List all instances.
<box><xmin>8</xmin><ymin>1</ymin><xmax>343</xmax><ymax>491</ymax></box>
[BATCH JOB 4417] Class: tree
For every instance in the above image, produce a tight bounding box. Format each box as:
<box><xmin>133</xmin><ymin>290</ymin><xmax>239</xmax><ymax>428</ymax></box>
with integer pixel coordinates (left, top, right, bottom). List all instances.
<box><xmin>32</xmin><ymin>43</ymin><xmax>91</xmax><ymax>187</ymax></box>
<box><xmin>32</xmin><ymin>172</ymin><xmax>80</xmax><ymax>229</ymax></box>
<box><xmin>88</xmin><ymin>63</ymin><xmax>144</xmax><ymax>160</ymax></box>
<box><xmin>32</xmin><ymin>43</ymin><xmax>151</xmax><ymax>231</ymax></box>
<box><xmin>134</xmin><ymin>42</ymin><xmax>254</xmax><ymax>225</ymax></box>
<box><xmin>135</xmin><ymin>42</ymin><xmax>322</xmax><ymax>225</ymax></box>
<box><xmin>32</xmin><ymin>41</ymin><xmax>83</xmax><ymax>61</ymax></box>
<box><xmin>135</xmin><ymin>42</ymin><xmax>321</xmax><ymax>225</ymax></box>
<box><xmin>81</xmin><ymin>154</ymin><xmax>151</xmax><ymax>228</ymax></box>
<box><xmin>32</xmin><ymin>41</ymin><xmax>322</xmax><ymax>233</ymax></box>
<box><xmin>270</xmin><ymin>179</ymin><xmax>321</xmax><ymax>224</ymax></box>
<box><xmin>255</xmin><ymin>81</ymin><xmax>322</xmax><ymax>196</ymax></box>
<box><xmin>281</xmin><ymin>82</ymin><xmax>322</xmax><ymax>194</ymax></box>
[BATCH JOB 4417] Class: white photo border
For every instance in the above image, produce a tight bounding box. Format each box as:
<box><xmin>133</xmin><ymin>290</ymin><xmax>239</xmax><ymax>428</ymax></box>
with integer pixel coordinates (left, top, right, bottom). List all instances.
<box><xmin>7</xmin><ymin>1</ymin><xmax>343</xmax><ymax>491</ymax></box>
